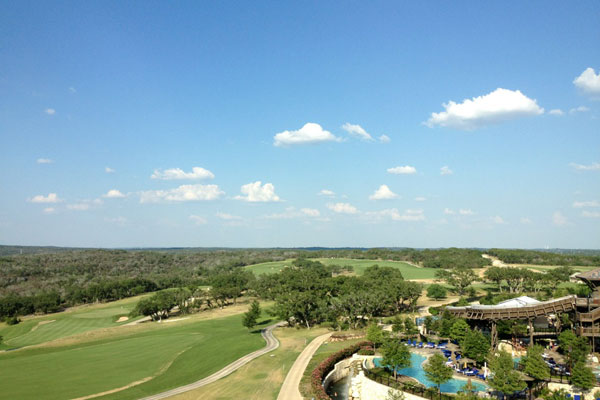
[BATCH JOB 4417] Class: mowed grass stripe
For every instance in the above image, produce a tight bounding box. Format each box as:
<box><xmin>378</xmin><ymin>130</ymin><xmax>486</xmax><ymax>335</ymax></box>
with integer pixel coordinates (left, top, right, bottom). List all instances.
<box><xmin>0</xmin><ymin>314</ymin><xmax>266</xmax><ymax>400</ymax></box>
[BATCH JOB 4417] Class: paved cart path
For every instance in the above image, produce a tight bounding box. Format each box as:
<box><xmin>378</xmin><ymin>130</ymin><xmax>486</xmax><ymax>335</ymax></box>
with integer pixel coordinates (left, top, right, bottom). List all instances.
<box><xmin>277</xmin><ymin>331</ymin><xmax>333</xmax><ymax>400</ymax></box>
<box><xmin>139</xmin><ymin>321</ymin><xmax>286</xmax><ymax>400</ymax></box>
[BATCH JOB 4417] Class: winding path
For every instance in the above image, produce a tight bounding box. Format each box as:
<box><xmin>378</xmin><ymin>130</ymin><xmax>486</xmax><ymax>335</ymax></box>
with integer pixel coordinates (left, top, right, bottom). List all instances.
<box><xmin>277</xmin><ymin>331</ymin><xmax>333</xmax><ymax>400</ymax></box>
<box><xmin>139</xmin><ymin>321</ymin><xmax>286</xmax><ymax>400</ymax></box>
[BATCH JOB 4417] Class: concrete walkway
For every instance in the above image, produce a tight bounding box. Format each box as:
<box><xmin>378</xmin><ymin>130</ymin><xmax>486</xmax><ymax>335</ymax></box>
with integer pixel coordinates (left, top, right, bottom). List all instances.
<box><xmin>277</xmin><ymin>331</ymin><xmax>333</xmax><ymax>400</ymax></box>
<box><xmin>140</xmin><ymin>321</ymin><xmax>286</xmax><ymax>400</ymax></box>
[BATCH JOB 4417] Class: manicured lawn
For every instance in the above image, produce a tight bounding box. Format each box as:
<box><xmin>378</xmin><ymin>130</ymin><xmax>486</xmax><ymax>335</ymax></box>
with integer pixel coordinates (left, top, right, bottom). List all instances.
<box><xmin>245</xmin><ymin>258</ymin><xmax>438</xmax><ymax>280</ymax></box>
<box><xmin>0</xmin><ymin>296</ymin><xmax>144</xmax><ymax>350</ymax></box>
<box><xmin>169</xmin><ymin>326</ymin><xmax>330</xmax><ymax>400</ymax></box>
<box><xmin>0</xmin><ymin>313</ymin><xmax>267</xmax><ymax>400</ymax></box>
<box><xmin>244</xmin><ymin>259</ymin><xmax>294</xmax><ymax>275</ymax></box>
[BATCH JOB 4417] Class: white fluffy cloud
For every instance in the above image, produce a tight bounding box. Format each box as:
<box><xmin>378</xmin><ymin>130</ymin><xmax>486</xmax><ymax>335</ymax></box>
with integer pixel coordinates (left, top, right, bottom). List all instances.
<box><xmin>369</xmin><ymin>185</ymin><xmax>399</xmax><ymax>200</ymax></box>
<box><xmin>327</xmin><ymin>202</ymin><xmax>358</xmax><ymax>214</ymax></box>
<box><xmin>387</xmin><ymin>165</ymin><xmax>417</xmax><ymax>175</ymax></box>
<box><xmin>216</xmin><ymin>212</ymin><xmax>242</xmax><ymax>220</ymax></box>
<box><xmin>140</xmin><ymin>184</ymin><xmax>224</xmax><ymax>203</ymax></box>
<box><xmin>379</xmin><ymin>134</ymin><xmax>391</xmax><ymax>143</ymax></box>
<box><xmin>318</xmin><ymin>189</ymin><xmax>335</xmax><ymax>197</ymax></box>
<box><xmin>103</xmin><ymin>189</ymin><xmax>126</xmax><ymax>198</ymax></box>
<box><xmin>273</xmin><ymin>123</ymin><xmax>341</xmax><ymax>147</ymax></box>
<box><xmin>573</xmin><ymin>67</ymin><xmax>600</xmax><ymax>95</ymax></box>
<box><xmin>341</xmin><ymin>123</ymin><xmax>373</xmax><ymax>141</ymax></box>
<box><xmin>151</xmin><ymin>167</ymin><xmax>214</xmax><ymax>180</ymax></box>
<box><xmin>414</xmin><ymin>197</ymin><xmax>427</xmax><ymax>202</ymax></box>
<box><xmin>582</xmin><ymin>211</ymin><xmax>600</xmax><ymax>218</ymax></box>
<box><xmin>570</xmin><ymin>162</ymin><xmax>600</xmax><ymax>171</ymax></box>
<box><xmin>573</xmin><ymin>200</ymin><xmax>599</xmax><ymax>208</ymax></box>
<box><xmin>29</xmin><ymin>193</ymin><xmax>61</xmax><ymax>203</ymax></box>
<box><xmin>425</xmin><ymin>88</ymin><xmax>544</xmax><ymax>130</ymax></box>
<box><xmin>443</xmin><ymin>208</ymin><xmax>455</xmax><ymax>215</ymax></box>
<box><xmin>37</xmin><ymin>158</ymin><xmax>53</xmax><ymax>164</ymax></box>
<box><xmin>235</xmin><ymin>181</ymin><xmax>280</xmax><ymax>202</ymax></box>
<box><xmin>459</xmin><ymin>209</ymin><xmax>475</xmax><ymax>215</ymax></box>
<box><xmin>189</xmin><ymin>215</ymin><xmax>208</xmax><ymax>225</ymax></box>
<box><xmin>43</xmin><ymin>207</ymin><xmax>56</xmax><ymax>214</ymax></box>
<box><xmin>440</xmin><ymin>166</ymin><xmax>453</xmax><ymax>176</ymax></box>
<box><xmin>569</xmin><ymin>106</ymin><xmax>589</xmax><ymax>114</ymax></box>
<box><xmin>105</xmin><ymin>167</ymin><xmax>116</xmax><ymax>173</ymax></box>
<box><xmin>552</xmin><ymin>211</ymin><xmax>568</xmax><ymax>226</ymax></box>
<box><xmin>44</xmin><ymin>108</ymin><xmax>56</xmax><ymax>115</ymax></box>
<box><xmin>301</xmin><ymin>208</ymin><xmax>320</xmax><ymax>217</ymax></box>
<box><xmin>520</xmin><ymin>217</ymin><xmax>532</xmax><ymax>224</ymax></box>
<box><xmin>367</xmin><ymin>208</ymin><xmax>425</xmax><ymax>222</ymax></box>
<box><xmin>548</xmin><ymin>109</ymin><xmax>564</xmax><ymax>116</ymax></box>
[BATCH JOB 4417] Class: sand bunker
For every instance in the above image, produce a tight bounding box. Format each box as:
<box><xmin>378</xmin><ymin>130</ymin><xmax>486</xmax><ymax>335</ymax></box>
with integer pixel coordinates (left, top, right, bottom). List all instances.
<box><xmin>116</xmin><ymin>316</ymin><xmax>129</xmax><ymax>323</ymax></box>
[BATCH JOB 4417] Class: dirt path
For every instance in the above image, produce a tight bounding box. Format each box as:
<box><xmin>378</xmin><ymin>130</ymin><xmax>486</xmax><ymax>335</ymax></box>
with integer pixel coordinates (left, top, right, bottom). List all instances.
<box><xmin>276</xmin><ymin>331</ymin><xmax>333</xmax><ymax>400</ymax></box>
<box><xmin>139</xmin><ymin>321</ymin><xmax>285</xmax><ymax>400</ymax></box>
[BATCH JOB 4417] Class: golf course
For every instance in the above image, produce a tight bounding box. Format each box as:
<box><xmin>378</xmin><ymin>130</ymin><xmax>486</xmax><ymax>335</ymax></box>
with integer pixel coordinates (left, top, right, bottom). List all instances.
<box><xmin>0</xmin><ymin>300</ymin><xmax>269</xmax><ymax>400</ymax></box>
<box><xmin>245</xmin><ymin>258</ymin><xmax>439</xmax><ymax>280</ymax></box>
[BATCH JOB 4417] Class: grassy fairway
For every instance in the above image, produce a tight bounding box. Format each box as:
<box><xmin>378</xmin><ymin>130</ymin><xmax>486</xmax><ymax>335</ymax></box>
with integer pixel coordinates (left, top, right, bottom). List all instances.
<box><xmin>245</xmin><ymin>258</ymin><xmax>438</xmax><ymax>280</ymax></box>
<box><xmin>245</xmin><ymin>259</ymin><xmax>294</xmax><ymax>275</ymax></box>
<box><xmin>0</xmin><ymin>296</ymin><xmax>144</xmax><ymax>350</ymax></box>
<box><xmin>170</xmin><ymin>326</ymin><xmax>330</xmax><ymax>400</ymax></box>
<box><xmin>0</xmin><ymin>311</ymin><xmax>267</xmax><ymax>400</ymax></box>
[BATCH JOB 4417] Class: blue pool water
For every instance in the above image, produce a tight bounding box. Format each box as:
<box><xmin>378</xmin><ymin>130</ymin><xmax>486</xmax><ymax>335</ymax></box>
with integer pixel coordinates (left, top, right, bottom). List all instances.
<box><xmin>374</xmin><ymin>353</ymin><xmax>489</xmax><ymax>394</ymax></box>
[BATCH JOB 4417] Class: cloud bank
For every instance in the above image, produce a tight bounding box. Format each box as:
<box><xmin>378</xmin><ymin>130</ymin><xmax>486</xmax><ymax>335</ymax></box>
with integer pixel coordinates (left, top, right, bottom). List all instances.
<box><xmin>425</xmin><ymin>88</ymin><xmax>544</xmax><ymax>130</ymax></box>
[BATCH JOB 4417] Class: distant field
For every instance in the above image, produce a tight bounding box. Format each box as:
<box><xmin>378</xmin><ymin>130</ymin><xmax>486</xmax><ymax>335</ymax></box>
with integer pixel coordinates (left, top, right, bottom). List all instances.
<box><xmin>316</xmin><ymin>258</ymin><xmax>437</xmax><ymax>279</ymax></box>
<box><xmin>245</xmin><ymin>259</ymin><xmax>295</xmax><ymax>275</ymax></box>
<box><xmin>0</xmin><ymin>296</ymin><xmax>145</xmax><ymax>350</ymax></box>
<box><xmin>0</xmin><ymin>312</ymin><xmax>267</xmax><ymax>400</ymax></box>
<box><xmin>245</xmin><ymin>258</ymin><xmax>438</xmax><ymax>280</ymax></box>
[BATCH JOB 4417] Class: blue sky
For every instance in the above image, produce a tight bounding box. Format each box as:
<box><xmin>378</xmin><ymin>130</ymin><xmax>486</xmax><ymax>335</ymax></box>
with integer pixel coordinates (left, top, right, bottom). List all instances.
<box><xmin>1</xmin><ymin>1</ymin><xmax>599</xmax><ymax>248</ymax></box>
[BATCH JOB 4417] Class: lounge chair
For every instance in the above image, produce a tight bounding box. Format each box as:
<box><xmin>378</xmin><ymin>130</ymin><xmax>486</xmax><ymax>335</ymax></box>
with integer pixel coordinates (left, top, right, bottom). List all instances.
<box><xmin>574</xmin><ymin>395</ymin><xmax>580</xmax><ymax>400</ymax></box>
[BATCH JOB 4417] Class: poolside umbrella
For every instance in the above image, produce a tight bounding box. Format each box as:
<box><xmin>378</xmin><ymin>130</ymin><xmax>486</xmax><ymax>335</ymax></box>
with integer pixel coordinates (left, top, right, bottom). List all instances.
<box><xmin>461</xmin><ymin>357</ymin><xmax>476</xmax><ymax>369</ymax></box>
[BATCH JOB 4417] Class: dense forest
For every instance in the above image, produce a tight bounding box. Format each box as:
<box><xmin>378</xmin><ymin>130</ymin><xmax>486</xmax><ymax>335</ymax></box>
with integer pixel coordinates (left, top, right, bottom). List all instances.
<box><xmin>1</xmin><ymin>246</ymin><xmax>599</xmax><ymax>320</ymax></box>
<box><xmin>487</xmin><ymin>248</ymin><xmax>600</xmax><ymax>266</ymax></box>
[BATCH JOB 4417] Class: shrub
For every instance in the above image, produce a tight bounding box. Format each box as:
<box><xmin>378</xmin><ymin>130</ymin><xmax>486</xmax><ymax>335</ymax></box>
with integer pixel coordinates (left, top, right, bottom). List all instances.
<box><xmin>311</xmin><ymin>340</ymin><xmax>373</xmax><ymax>400</ymax></box>
<box><xmin>358</xmin><ymin>346</ymin><xmax>375</xmax><ymax>355</ymax></box>
<box><xmin>6</xmin><ymin>315</ymin><xmax>20</xmax><ymax>325</ymax></box>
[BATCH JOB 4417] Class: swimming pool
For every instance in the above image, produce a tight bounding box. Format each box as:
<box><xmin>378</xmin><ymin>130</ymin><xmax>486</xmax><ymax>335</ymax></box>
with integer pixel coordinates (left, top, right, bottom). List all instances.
<box><xmin>373</xmin><ymin>353</ymin><xmax>489</xmax><ymax>394</ymax></box>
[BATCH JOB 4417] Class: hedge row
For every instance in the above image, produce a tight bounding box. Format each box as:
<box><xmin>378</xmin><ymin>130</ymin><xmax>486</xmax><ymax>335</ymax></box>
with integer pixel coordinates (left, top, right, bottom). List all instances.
<box><xmin>311</xmin><ymin>340</ymin><xmax>373</xmax><ymax>400</ymax></box>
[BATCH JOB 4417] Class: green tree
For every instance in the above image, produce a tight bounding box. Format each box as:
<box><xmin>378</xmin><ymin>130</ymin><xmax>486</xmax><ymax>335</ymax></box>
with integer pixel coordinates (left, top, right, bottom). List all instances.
<box><xmin>435</xmin><ymin>266</ymin><xmax>477</xmax><ymax>295</ymax></box>
<box><xmin>367</xmin><ymin>323</ymin><xmax>385</xmax><ymax>350</ymax></box>
<box><xmin>456</xmin><ymin>380</ymin><xmax>479</xmax><ymax>400</ymax></box>
<box><xmin>488</xmin><ymin>350</ymin><xmax>527</xmax><ymax>397</ymax></box>
<box><xmin>404</xmin><ymin>317</ymin><xmax>418</xmax><ymax>336</ymax></box>
<box><xmin>571</xmin><ymin>361</ymin><xmax>596</xmax><ymax>398</ymax></box>
<box><xmin>242</xmin><ymin>300</ymin><xmax>261</xmax><ymax>330</ymax></box>
<box><xmin>382</xmin><ymin>339</ymin><xmax>412</xmax><ymax>379</ymax></box>
<box><xmin>461</xmin><ymin>329</ymin><xmax>490</xmax><ymax>363</ymax></box>
<box><xmin>423</xmin><ymin>353</ymin><xmax>454</xmax><ymax>398</ymax></box>
<box><xmin>391</xmin><ymin>315</ymin><xmax>404</xmax><ymax>333</ymax></box>
<box><xmin>427</xmin><ymin>284</ymin><xmax>447</xmax><ymax>300</ymax></box>
<box><xmin>450</xmin><ymin>319</ymin><xmax>470</xmax><ymax>343</ymax></box>
<box><xmin>522</xmin><ymin>345</ymin><xmax>550</xmax><ymax>381</ymax></box>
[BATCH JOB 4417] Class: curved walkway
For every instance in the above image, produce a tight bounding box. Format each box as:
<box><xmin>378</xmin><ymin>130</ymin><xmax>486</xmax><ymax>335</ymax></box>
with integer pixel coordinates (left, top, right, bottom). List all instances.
<box><xmin>277</xmin><ymin>331</ymin><xmax>333</xmax><ymax>400</ymax></box>
<box><xmin>140</xmin><ymin>321</ymin><xmax>286</xmax><ymax>400</ymax></box>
